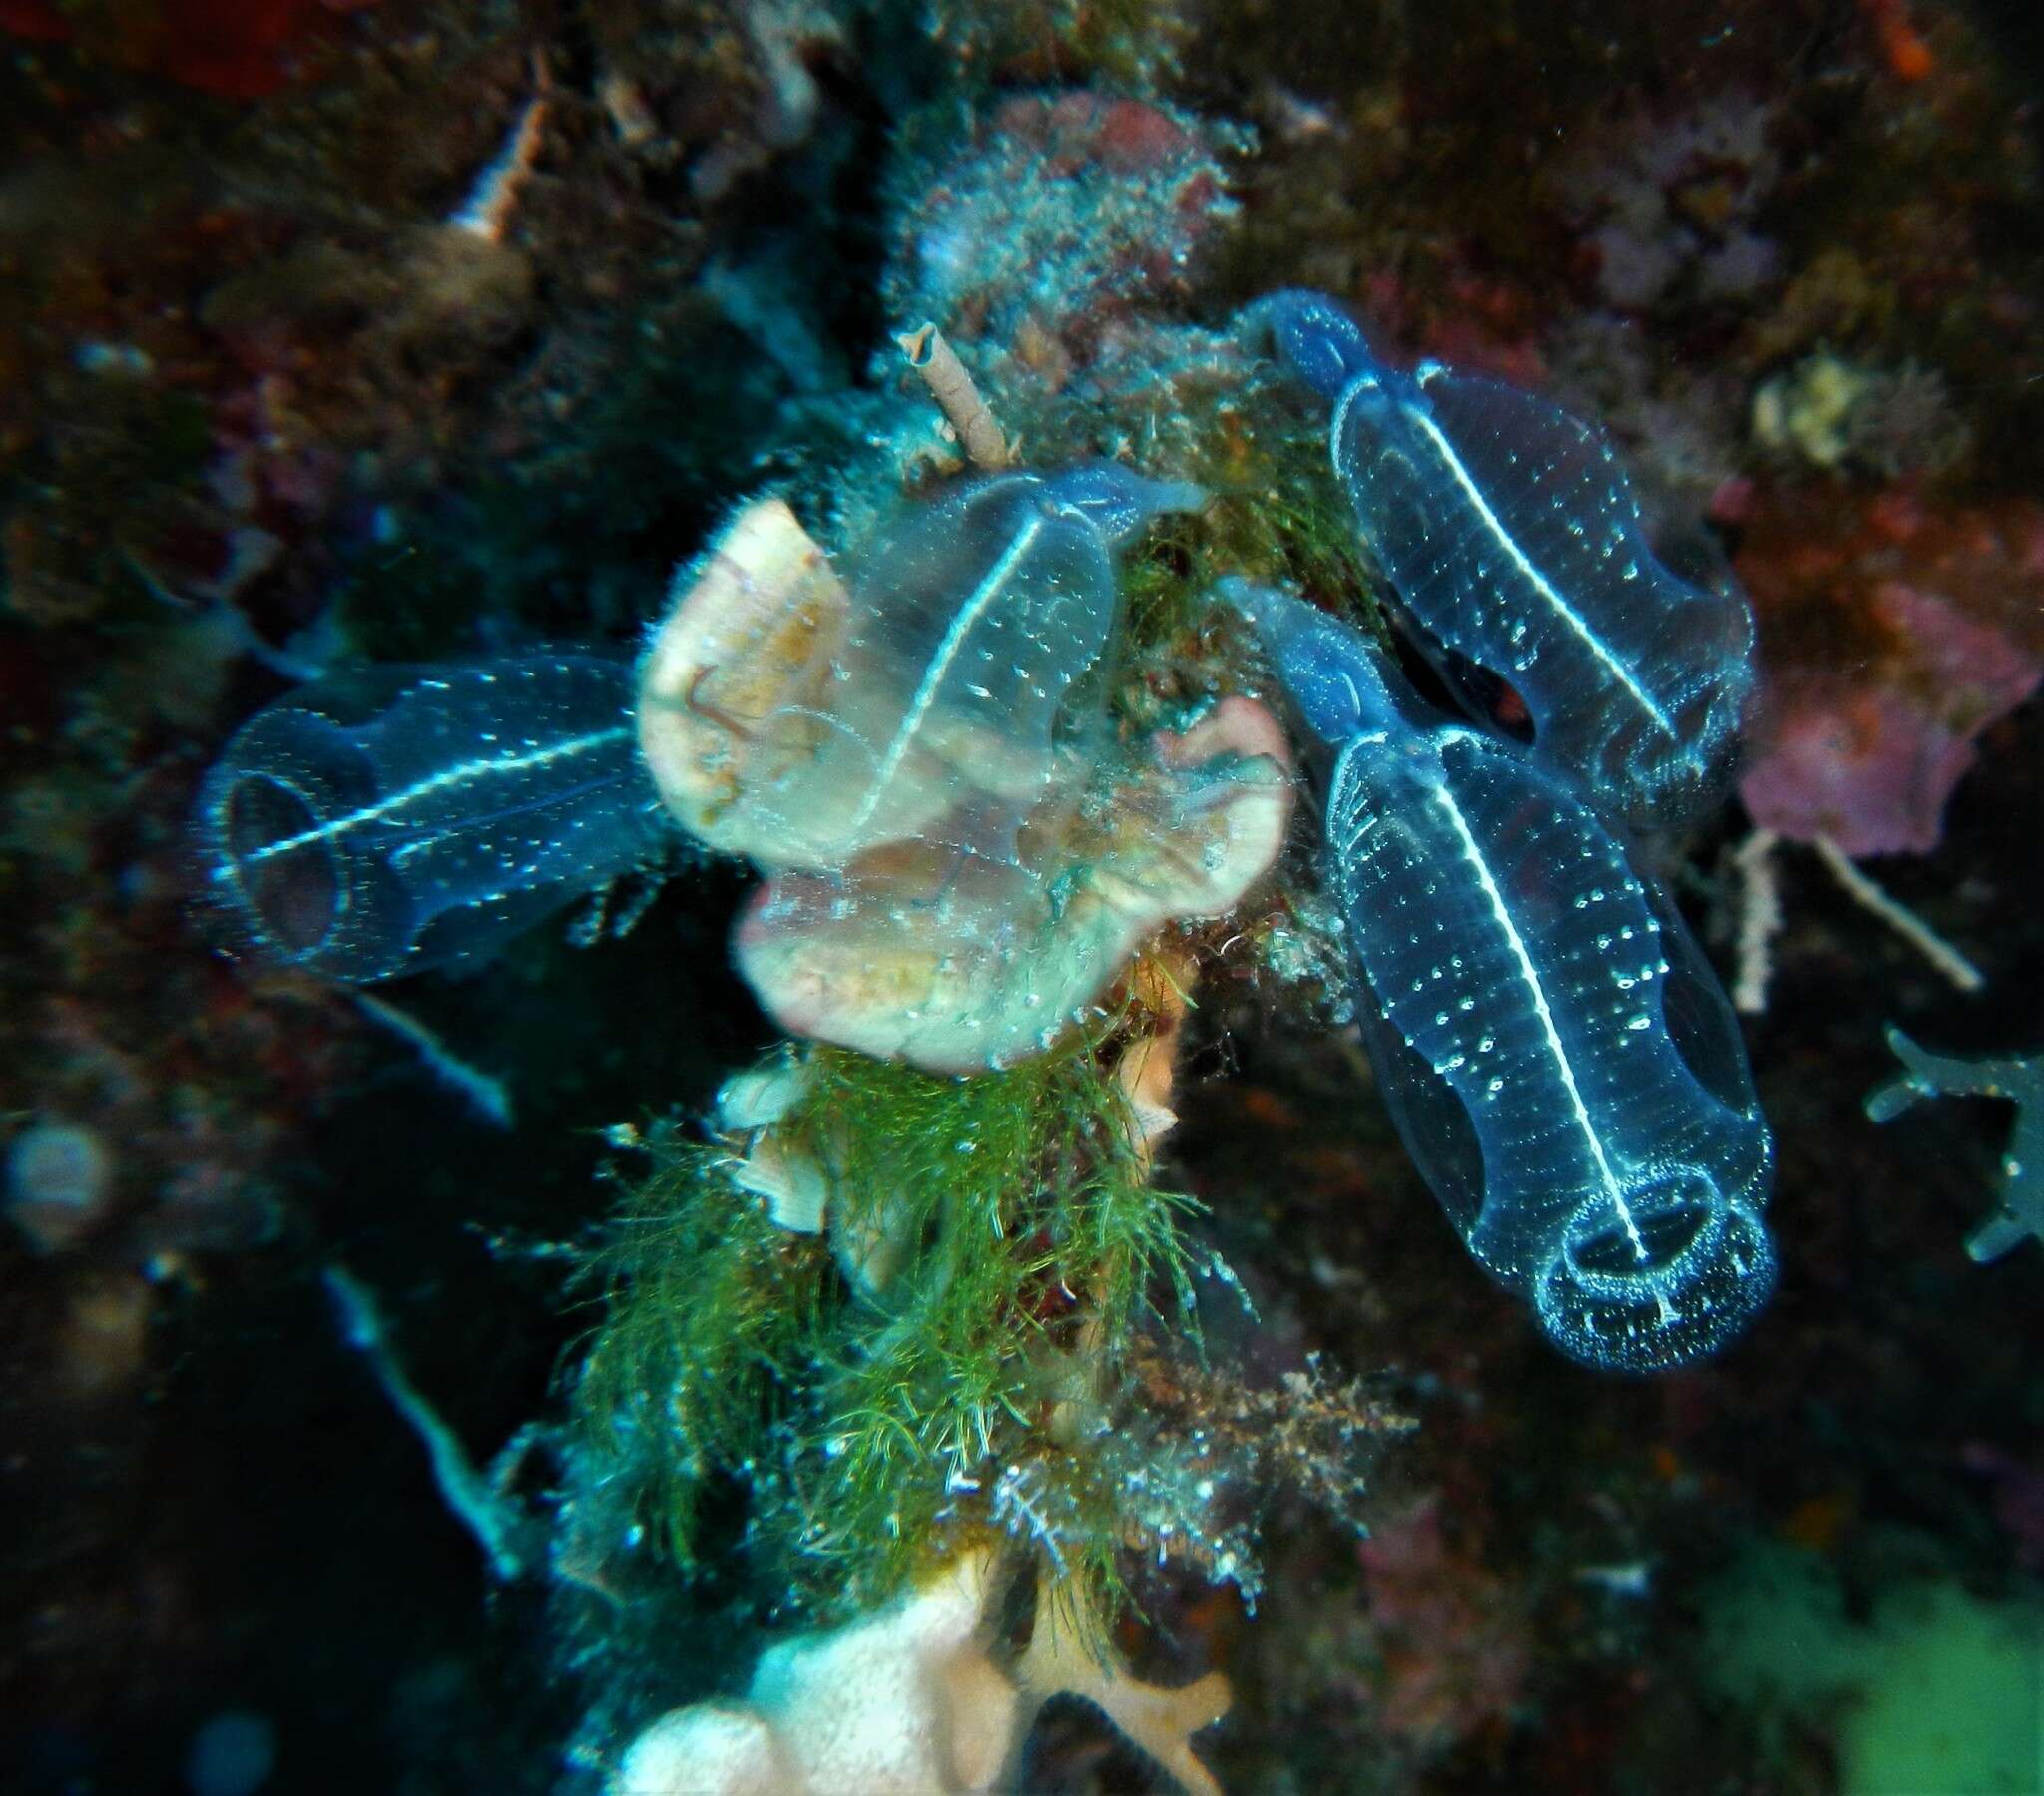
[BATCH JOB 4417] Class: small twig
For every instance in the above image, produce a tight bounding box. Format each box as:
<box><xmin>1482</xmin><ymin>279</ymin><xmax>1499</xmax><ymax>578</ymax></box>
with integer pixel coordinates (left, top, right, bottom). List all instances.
<box><xmin>448</xmin><ymin>60</ymin><xmax>552</xmax><ymax>242</ymax></box>
<box><xmin>352</xmin><ymin>991</ymin><xmax>514</xmax><ymax>1129</ymax></box>
<box><xmin>896</xmin><ymin>323</ymin><xmax>1012</xmax><ymax>468</ymax></box>
<box><xmin>1812</xmin><ymin>836</ymin><xmax>1985</xmax><ymax>994</ymax></box>
<box><xmin>1865</xmin><ymin>1026</ymin><xmax>2043</xmax><ymax>1263</ymax></box>
<box><xmin>323</xmin><ymin>1266</ymin><xmax>540</xmax><ymax>1580</ymax></box>
<box><xmin>1730</xmin><ymin>827</ymin><xmax>1784</xmax><ymax>1015</ymax></box>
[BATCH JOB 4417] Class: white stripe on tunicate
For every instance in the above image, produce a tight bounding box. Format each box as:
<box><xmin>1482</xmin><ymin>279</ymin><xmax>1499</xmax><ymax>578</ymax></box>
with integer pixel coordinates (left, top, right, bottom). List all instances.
<box><xmin>1397</xmin><ymin>402</ymin><xmax>1676</xmax><ymax>739</ymax></box>
<box><xmin>224</xmin><ymin>725</ymin><xmax>634</xmax><ymax>871</ymax></box>
<box><xmin>1426</xmin><ymin>765</ymin><xmax>1646</xmax><ymax>1265</ymax></box>
<box><xmin>843</xmin><ymin>509</ymin><xmax>1046</xmax><ymax>841</ymax></box>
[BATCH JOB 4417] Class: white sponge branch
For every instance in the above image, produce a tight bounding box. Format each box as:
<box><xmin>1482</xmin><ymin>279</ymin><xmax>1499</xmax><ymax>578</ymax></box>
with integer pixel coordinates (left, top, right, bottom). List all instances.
<box><xmin>612</xmin><ymin>1547</ymin><xmax>1230</xmax><ymax>1795</ymax></box>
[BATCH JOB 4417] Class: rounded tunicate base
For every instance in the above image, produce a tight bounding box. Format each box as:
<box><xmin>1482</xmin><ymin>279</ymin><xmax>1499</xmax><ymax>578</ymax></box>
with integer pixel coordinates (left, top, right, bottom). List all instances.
<box><xmin>1536</xmin><ymin>1179</ymin><xmax>1778</xmax><ymax>1374</ymax></box>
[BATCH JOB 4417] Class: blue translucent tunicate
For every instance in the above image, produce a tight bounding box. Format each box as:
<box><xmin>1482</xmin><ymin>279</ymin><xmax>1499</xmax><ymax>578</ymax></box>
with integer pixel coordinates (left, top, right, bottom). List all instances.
<box><xmin>192</xmin><ymin>655</ymin><xmax>664</xmax><ymax>983</ymax></box>
<box><xmin>1247</xmin><ymin>289</ymin><xmax>1756</xmax><ymax>830</ymax></box>
<box><xmin>698</xmin><ymin>462</ymin><xmax>1206</xmax><ymax>869</ymax></box>
<box><xmin>1229</xmin><ymin>581</ymin><xmax>1776</xmax><ymax>1371</ymax></box>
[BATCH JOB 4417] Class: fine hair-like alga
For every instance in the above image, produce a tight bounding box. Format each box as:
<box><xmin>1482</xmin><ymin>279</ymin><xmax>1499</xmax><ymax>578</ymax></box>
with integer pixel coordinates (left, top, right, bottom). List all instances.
<box><xmin>567</xmin><ymin>1027</ymin><xmax>1208</xmax><ymax>1627</ymax></box>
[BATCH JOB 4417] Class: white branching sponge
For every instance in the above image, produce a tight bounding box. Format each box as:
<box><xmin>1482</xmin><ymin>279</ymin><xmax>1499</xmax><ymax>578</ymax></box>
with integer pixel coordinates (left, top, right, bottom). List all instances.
<box><xmin>612</xmin><ymin>1548</ymin><xmax>1229</xmax><ymax>1796</ymax></box>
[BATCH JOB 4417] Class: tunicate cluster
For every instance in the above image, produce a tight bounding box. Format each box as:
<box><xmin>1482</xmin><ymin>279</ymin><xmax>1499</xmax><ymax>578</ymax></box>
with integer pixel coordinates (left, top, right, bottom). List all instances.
<box><xmin>181</xmin><ymin>293</ymin><xmax>1781</xmax><ymax>1374</ymax></box>
<box><xmin>1234</xmin><ymin>289</ymin><xmax>1774</xmax><ymax>1371</ymax></box>
<box><xmin>1231</xmin><ymin>582</ymin><xmax>1774</xmax><ymax>1371</ymax></box>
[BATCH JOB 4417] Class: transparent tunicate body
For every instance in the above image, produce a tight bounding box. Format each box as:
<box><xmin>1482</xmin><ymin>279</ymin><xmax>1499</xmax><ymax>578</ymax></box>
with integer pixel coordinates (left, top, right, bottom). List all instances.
<box><xmin>192</xmin><ymin>655</ymin><xmax>663</xmax><ymax>982</ymax></box>
<box><xmin>723</xmin><ymin>465</ymin><xmax>1202</xmax><ymax>867</ymax></box>
<box><xmin>1250</xmin><ymin>288</ymin><xmax>1756</xmax><ymax>831</ymax></box>
<box><xmin>1233</xmin><ymin>582</ymin><xmax>1776</xmax><ymax>1371</ymax></box>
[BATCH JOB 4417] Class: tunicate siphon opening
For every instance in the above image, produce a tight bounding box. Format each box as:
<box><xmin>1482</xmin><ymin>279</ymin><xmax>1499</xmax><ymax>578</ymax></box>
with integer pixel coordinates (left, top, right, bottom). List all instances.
<box><xmin>217</xmin><ymin>772</ymin><xmax>343</xmax><ymax>960</ymax></box>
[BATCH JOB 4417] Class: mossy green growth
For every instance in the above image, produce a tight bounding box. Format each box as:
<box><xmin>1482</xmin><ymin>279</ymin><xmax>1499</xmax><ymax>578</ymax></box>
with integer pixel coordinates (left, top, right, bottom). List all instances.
<box><xmin>570</xmin><ymin>1135</ymin><xmax>830</xmax><ymax>1567</ymax></box>
<box><xmin>571</xmin><ymin>1032</ymin><xmax>1203</xmax><ymax>1623</ymax></box>
<box><xmin>1112</xmin><ymin>376</ymin><xmax>1389</xmax><ymax>714</ymax></box>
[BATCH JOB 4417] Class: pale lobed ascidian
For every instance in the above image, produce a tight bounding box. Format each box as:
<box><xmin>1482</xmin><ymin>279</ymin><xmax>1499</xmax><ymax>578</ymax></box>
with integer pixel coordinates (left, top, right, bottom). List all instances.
<box><xmin>737</xmin><ymin>694</ymin><xmax>1293</xmax><ymax>1072</ymax></box>
<box><xmin>639</xmin><ymin>470</ymin><xmax>1293</xmax><ymax>1074</ymax></box>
